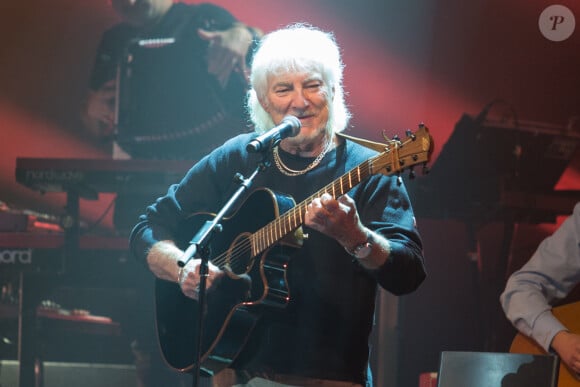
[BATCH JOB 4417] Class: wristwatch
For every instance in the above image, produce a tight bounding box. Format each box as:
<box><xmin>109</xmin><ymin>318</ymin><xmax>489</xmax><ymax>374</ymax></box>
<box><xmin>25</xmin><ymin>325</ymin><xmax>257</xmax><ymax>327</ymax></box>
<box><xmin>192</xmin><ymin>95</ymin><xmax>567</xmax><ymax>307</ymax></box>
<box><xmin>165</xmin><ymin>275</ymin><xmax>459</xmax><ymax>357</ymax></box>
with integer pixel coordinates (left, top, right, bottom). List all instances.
<box><xmin>346</xmin><ymin>233</ymin><xmax>373</xmax><ymax>259</ymax></box>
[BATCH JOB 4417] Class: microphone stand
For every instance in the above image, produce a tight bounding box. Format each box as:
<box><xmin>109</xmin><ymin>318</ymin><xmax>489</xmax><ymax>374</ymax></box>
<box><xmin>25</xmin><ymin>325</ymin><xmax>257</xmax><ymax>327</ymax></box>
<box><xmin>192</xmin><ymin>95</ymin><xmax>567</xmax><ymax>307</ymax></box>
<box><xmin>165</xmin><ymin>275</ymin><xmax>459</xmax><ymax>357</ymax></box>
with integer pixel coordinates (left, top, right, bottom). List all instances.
<box><xmin>179</xmin><ymin>151</ymin><xmax>272</xmax><ymax>387</ymax></box>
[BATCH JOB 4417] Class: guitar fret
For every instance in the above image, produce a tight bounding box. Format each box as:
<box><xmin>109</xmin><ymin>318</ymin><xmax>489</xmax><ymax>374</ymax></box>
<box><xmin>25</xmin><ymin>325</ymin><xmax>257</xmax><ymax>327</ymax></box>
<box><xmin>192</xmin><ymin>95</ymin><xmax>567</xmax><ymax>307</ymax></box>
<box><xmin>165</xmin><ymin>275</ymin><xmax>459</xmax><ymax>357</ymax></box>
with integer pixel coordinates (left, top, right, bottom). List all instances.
<box><xmin>278</xmin><ymin>218</ymin><xmax>283</xmax><ymax>239</ymax></box>
<box><xmin>279</xmin><ymin>218</ymin><xmax>284</xmax><ymax>239</ymax></box>
<box><xmin>297</xmin><ymin>205</ymin><xmax>304</xmax><ymax>225</ymax></box>
<box><xmin>289</xmin><ymin>209</ymin><xmax>295</xmax><ymax>230</ymax></box>
<box><xmin>269</xmin><ymin>223</ymin><xmax>274</xmax><ymax>245</ymax></box>
<box><xmin>286</xmin><ymin>212</ymin><xmax>292</xmax><ymax>232</ymax></box>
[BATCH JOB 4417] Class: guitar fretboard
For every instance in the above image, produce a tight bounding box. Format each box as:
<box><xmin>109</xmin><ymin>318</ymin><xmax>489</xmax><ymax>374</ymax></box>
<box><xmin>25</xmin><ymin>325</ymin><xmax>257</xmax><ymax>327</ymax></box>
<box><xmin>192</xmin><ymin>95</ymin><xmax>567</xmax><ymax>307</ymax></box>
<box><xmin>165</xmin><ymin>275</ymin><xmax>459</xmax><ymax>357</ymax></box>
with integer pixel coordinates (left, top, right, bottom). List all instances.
<box><xmin>250</xmin><ymin>158</ymin><xmax>375</xmax><ymax>256</ymax></box>
<box><xmin>246</xmin><ymin>124</ymin><xmax>432</xmax><ymax>258</ymax></box>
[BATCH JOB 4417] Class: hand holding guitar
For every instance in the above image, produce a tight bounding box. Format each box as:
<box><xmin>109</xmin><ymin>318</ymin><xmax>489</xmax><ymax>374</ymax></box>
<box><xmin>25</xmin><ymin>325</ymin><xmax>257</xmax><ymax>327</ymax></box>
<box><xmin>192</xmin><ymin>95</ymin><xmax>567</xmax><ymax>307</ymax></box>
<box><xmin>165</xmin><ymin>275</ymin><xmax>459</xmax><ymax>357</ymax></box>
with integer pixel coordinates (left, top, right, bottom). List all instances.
<box><xmin>510</xmin><ymin>301</ymin><xmax>580</xmax><ymax>386</ymax></box>
<box><xmin>551</xmin><ymin>330</ymin><xmax>580</xmax><ymax>377</ymax></box>
<box><xmin>146</xmin><ymin>240</ymin><xmax>225</xmax><ymax>301</ymax></box>
<box><xmin>306</xmin><ymin>193</ymin><xmax>361</xmax><ymax>237</ymax></box>
<box><xmin>305</xmin><ymin>193</ymin><xmax>389</xmax><ymax>270</ymax></box>
<box><xmin>178</xmin><ymin>259</ymin><xmax>224</xmax><ymax>300</ymax></box>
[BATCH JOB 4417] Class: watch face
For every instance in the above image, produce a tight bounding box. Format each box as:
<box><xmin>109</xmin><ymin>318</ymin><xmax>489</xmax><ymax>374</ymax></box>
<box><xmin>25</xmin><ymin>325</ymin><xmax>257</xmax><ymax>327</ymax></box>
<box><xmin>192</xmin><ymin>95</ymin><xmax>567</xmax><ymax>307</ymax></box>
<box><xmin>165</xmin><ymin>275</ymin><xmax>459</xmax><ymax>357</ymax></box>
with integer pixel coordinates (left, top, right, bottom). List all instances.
<box><xmin>354</xmin><ymin>242</ymin><xmax>372</xmax><ymax>259</ymax></box>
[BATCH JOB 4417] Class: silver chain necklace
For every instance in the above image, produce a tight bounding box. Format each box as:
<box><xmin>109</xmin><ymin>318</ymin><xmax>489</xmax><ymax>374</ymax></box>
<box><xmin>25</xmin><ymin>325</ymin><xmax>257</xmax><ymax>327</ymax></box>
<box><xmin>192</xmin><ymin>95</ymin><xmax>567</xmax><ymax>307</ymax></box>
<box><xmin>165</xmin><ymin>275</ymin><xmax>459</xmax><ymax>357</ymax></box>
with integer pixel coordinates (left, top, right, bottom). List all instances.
<box><xmin>272</xmin><ymin>139</ymin><xmax>333</xmax><ymax>177</ymax></box>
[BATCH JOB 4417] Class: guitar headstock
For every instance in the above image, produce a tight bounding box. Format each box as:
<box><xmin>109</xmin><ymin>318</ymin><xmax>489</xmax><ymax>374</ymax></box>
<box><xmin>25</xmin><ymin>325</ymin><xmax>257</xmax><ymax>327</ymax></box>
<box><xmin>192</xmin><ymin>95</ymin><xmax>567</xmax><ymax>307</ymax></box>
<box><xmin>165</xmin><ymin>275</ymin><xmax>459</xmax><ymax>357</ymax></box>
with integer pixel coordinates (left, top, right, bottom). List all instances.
<box><xmin>370</xmin><ymin>123</ymin><xmax>433</xmax><ymax>178</ymax></box>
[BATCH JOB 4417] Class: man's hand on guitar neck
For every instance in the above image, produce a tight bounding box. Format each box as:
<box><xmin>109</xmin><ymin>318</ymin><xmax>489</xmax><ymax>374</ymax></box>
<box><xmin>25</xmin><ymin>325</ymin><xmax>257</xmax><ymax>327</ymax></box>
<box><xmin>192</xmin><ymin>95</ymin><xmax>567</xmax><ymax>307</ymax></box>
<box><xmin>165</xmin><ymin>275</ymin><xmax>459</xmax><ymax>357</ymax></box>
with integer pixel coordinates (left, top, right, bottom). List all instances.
<box><xmin>146</xmin><ymin>240</ymin><xmax>224</xmax><ymax>300</ymax></box>
<box><xmin>305</xmin><ymin>193</ymin><xmax>390</xmax><ymax>270</ymax></box>
<box><xmin>551</xmin><ymin>330</ymin><xmax>580</xmax><ymax>377</ymax></box>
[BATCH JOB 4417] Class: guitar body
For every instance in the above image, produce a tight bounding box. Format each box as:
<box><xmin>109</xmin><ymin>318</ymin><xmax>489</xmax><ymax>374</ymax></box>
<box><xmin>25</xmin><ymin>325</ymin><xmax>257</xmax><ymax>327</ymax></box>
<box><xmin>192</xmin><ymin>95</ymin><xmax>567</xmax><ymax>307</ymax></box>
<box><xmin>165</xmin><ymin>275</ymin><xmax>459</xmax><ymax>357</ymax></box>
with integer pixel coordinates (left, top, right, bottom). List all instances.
<box><xmin>155</xmin><ymin>188</ymin><xmax>300</xmax><ymax>375</ymax></box>
<box><xmin>510</xmin><ymin>301</ymin><xmax>580</xmax><ymax>386</ymax></box>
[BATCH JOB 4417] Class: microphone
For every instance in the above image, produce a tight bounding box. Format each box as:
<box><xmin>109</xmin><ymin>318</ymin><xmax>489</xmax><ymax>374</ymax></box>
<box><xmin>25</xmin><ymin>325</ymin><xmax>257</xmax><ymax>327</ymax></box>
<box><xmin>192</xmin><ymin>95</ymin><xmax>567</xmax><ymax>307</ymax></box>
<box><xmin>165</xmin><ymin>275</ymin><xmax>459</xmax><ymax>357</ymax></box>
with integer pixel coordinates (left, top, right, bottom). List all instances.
<box><xmin>246</xmin><ymin>115</ymin><xmax>301</xmax><ymax>153</ymax></box>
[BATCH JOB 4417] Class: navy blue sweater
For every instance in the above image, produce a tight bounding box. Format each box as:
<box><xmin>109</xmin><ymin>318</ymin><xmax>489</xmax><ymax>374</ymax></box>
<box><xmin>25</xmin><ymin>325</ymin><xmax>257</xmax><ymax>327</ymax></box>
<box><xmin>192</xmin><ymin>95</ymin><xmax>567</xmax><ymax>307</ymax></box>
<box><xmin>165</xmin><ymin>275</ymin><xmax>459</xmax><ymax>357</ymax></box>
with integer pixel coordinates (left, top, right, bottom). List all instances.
<box><xmin>130</xmin><ymin>133</ymin><xmax>426</xmax><ymax>384</ymax></box>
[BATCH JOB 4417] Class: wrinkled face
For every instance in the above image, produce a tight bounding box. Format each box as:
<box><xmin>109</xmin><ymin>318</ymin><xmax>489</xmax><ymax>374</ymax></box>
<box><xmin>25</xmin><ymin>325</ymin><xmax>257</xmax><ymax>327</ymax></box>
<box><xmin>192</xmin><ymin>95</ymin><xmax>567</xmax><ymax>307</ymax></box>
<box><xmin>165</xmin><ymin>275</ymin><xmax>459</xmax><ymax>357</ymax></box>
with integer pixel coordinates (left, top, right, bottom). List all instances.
<box><xmin>111</xmin><ymin>0</ymin><xmax>171</xmax><ymax>26</ymax></box>
<box><xmin>261</xmin><ymin>71</ymin><xmax>333</xmax><ymax>149</ymax></box>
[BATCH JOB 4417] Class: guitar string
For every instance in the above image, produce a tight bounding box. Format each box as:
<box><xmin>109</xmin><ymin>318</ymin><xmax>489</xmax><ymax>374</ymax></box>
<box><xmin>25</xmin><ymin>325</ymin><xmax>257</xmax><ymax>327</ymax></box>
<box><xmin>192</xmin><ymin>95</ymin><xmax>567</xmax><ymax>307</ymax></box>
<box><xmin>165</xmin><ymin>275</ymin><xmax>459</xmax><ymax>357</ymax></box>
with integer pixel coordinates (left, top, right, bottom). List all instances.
<box><xmin>208</xmin><ymin>163</ymin><xmax>373</xmax><ymax>274</ymax></box>
<box><xmin>214</xmin><ymin>161</ymin><xmax>379</xmax><ymax>271</ymax></box>
<box><xmin>206</xmin><ymin>159</ymin><xmax>380</xmax><ymax>273</ymax></box>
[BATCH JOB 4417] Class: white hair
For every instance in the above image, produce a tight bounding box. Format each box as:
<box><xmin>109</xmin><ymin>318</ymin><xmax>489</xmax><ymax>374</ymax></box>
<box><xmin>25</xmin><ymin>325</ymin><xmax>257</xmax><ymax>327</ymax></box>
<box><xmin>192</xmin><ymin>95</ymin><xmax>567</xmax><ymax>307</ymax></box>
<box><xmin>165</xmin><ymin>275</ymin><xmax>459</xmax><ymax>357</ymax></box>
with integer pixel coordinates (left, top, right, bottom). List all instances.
<box><xmin>247</xmin><ymin>24</ymin><xmax>351</xmax><ymax>135</ymax></box>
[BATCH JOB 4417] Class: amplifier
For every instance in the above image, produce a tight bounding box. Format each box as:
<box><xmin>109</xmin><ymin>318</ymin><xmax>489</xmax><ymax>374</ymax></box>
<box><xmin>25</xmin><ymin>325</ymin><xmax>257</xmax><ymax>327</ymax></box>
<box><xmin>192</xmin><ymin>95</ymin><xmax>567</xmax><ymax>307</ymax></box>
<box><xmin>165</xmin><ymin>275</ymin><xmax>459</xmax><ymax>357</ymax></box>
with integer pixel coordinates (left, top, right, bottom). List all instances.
<box><xmin>437</xmin><ymin>351</ymin><xmax>559</xmax><ymax>387</ymax></box>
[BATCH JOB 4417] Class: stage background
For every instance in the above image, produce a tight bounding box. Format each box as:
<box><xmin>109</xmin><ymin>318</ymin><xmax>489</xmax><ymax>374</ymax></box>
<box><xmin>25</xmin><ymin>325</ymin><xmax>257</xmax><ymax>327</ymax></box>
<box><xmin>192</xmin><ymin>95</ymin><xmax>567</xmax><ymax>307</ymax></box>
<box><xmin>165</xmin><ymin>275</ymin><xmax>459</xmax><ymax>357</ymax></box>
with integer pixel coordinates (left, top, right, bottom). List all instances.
<box><xmin>0</xmin><ymin>1</ymin><xmax>579</xmax><ymax>386</ymax></box>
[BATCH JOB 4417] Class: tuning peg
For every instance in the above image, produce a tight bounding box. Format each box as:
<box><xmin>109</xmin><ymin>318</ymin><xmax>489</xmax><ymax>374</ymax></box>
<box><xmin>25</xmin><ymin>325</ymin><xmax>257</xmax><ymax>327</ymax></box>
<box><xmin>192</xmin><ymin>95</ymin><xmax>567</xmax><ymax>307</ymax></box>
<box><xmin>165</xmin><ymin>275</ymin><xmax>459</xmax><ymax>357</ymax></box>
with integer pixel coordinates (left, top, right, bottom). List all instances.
<box><xmin>405</xmin><ymin>129</ymin><xmax>416</xmax><ymax>140</ymax></box>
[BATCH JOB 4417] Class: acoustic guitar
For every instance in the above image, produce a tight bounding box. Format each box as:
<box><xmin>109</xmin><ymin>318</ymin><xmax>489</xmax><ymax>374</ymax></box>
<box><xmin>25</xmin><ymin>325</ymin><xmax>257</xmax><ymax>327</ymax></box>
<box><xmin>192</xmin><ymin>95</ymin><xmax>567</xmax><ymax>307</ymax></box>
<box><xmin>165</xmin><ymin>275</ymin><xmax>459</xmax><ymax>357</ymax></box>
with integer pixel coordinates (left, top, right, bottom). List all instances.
<box><xmin>154</xmin><ymin>124</ymin><xmax>433</xmax><ymax>375</ymax></box>
<box><xmin>510</xmin><ymin>301</ymin><xmax>580</xmax><ymax>386</ymax></box>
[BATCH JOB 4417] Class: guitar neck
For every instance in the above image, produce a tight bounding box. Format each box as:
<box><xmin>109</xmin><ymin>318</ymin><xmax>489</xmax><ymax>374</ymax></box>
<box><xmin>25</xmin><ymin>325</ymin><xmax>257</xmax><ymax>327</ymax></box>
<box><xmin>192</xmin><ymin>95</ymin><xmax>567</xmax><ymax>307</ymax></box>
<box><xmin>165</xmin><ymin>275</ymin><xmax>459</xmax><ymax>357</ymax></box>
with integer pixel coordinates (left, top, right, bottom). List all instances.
<box><xmin>248</xmin><ymin>124</ymin><xmax>431</xmax><ymax>257</ymax></box>
<box><xmin>250</xmin><ymin>157</ymin><xmax>374</xmax><ymax>256</ymax></box>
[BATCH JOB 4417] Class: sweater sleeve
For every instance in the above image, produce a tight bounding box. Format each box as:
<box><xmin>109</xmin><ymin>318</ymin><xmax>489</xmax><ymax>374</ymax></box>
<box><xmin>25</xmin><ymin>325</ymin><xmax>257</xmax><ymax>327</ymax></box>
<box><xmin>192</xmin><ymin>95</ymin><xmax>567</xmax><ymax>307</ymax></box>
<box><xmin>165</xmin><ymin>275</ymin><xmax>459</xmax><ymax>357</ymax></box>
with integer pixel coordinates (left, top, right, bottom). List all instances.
<box><xmin>354</xmin><ymin>174</ymin><xmax>426</xmax><ymax>295</ymax></box>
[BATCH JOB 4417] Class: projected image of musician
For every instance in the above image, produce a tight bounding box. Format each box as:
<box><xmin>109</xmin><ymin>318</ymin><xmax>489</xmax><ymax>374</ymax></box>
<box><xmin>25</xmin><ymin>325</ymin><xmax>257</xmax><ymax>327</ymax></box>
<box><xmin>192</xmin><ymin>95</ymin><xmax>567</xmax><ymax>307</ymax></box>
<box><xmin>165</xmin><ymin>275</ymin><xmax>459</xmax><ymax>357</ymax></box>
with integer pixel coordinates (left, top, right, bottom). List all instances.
<box><xmin>129</xmin><ymin>24</ymin><xmax>427</xmax><ymax>387</ymax></box>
